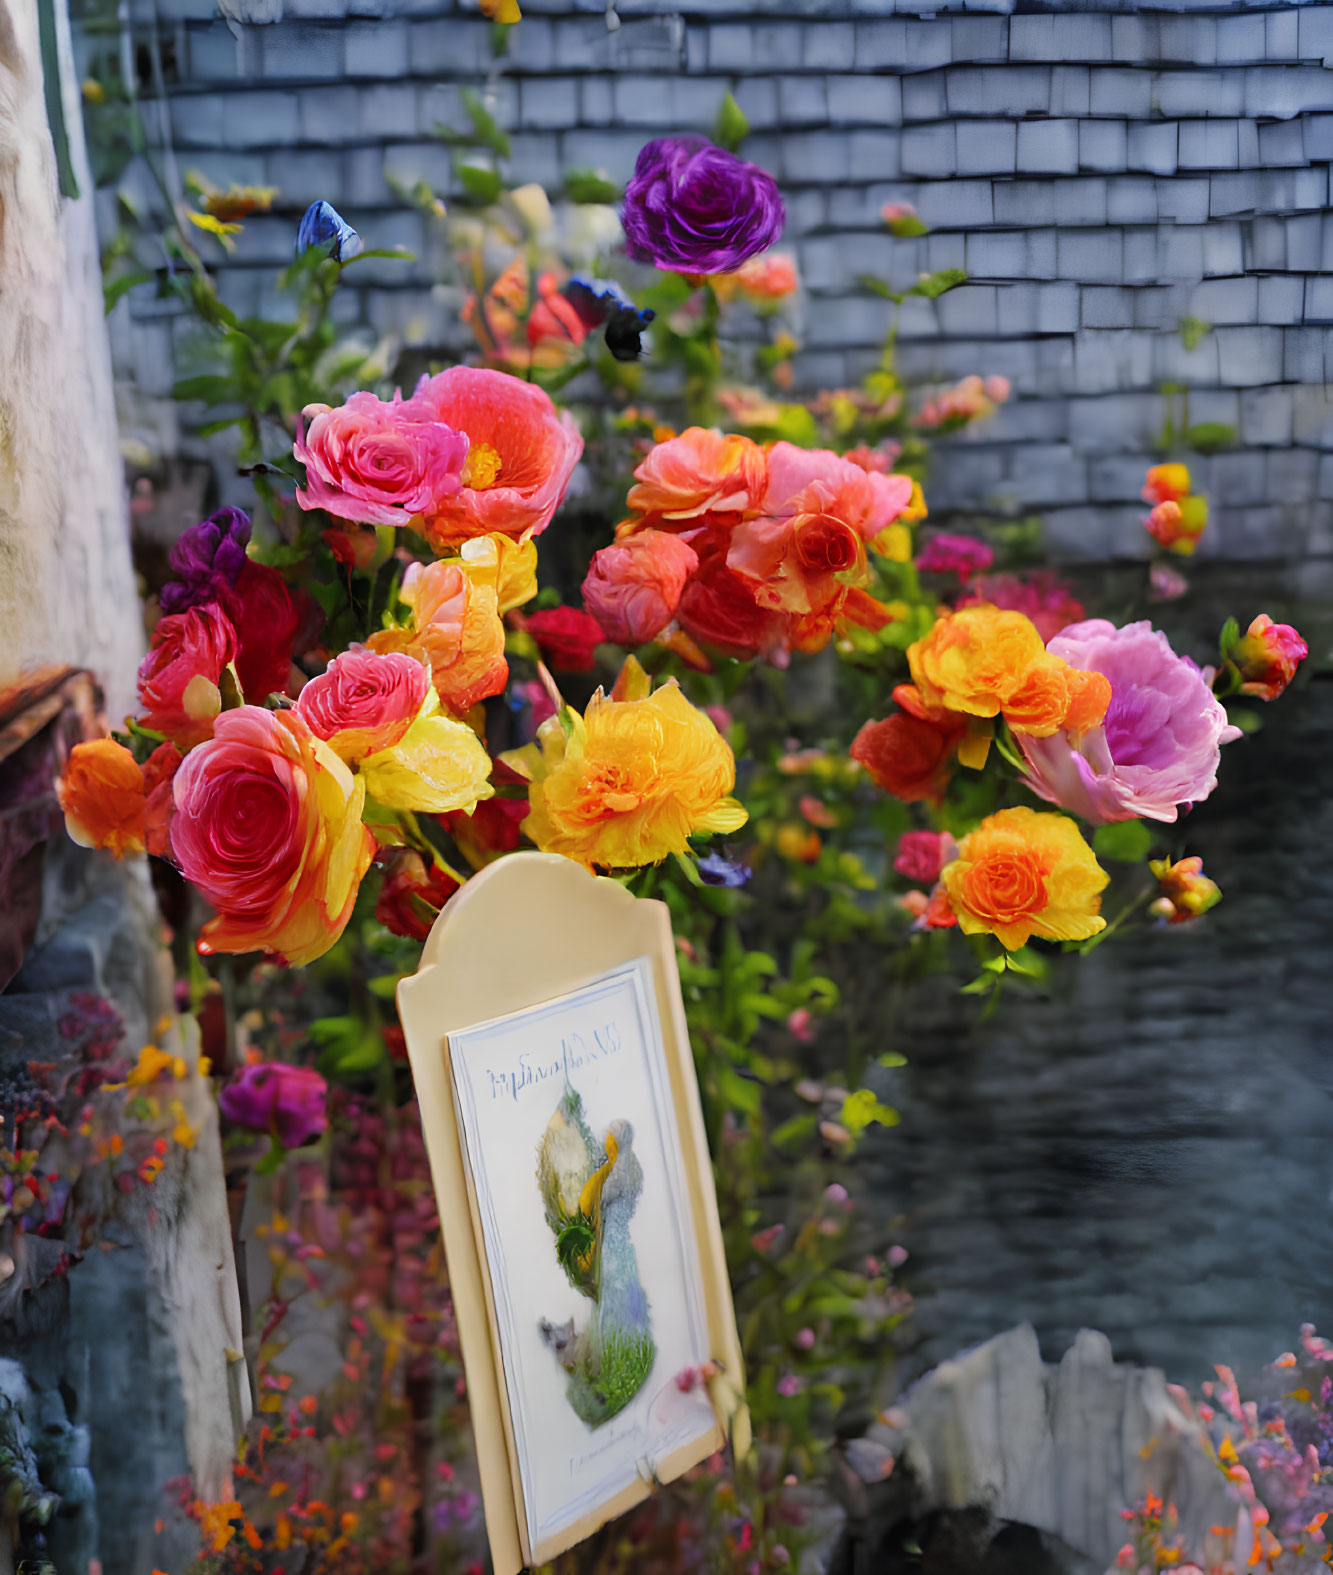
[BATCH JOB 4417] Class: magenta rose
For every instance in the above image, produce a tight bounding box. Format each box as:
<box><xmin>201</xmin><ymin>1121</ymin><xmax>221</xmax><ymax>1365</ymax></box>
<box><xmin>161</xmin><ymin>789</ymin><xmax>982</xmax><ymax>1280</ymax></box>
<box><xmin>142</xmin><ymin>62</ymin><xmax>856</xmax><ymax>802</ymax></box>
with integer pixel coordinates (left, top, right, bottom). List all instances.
<box><xmin>893</xmin><ymin>830</ymin><xmax>956</xmax><ymax>885</ymax></box>
<box><xmin>582</xmin><ymin>529</ymin><xmax>699</xmax><ymax>645</ymax></box>
<box><xmin>137</xmin><ymin>603</ymin><xmax>239</xmax><ymax>748</ymax></box>
<box><xmin>295</xmin><ymin>647</ymin><xmax>429</xmax><ymax>763</ymax></box>
<box><xmin>294</xmin><ymin>389</ymin><xmax>469</xmax><ymax>527</ymax></box>
<box><xmin>1019</xmin><ymin>619</ymin><xmax>1243</xmax><ymax>824</ymax></box>
<box><xmin>218</xmin><ymin>1061</ymin><xmax>328</xmax><ymax>1149</ymax></box>
<box><xmin>915</xmin><ymin>533</ymin><xmax>995</xmax><ymax>578</ymax></box>
<box><xmin>622</xmin><ymin>137</ymin><xmax>785</xmax><ymax>275</ymax></box>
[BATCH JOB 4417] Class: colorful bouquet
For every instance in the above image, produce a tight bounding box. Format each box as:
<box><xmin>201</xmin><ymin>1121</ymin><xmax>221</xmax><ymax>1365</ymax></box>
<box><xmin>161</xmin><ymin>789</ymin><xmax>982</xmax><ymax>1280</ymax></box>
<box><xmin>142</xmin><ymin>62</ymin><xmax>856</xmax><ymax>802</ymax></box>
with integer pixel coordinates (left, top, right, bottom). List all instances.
<box><xmin>59</xmin><ymin>103</ymin><xmax>1314</xmax><ymax>1569</ymax></box>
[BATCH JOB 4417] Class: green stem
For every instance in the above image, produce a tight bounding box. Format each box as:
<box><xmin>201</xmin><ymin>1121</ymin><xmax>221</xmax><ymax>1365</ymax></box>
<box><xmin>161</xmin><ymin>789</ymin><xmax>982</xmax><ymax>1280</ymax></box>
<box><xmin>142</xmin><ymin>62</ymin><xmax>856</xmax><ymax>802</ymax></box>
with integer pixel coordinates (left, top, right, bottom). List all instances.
<box><xmin>1078</xmin><ymin>884</ymin><xmax>1154</xmax><ymax>954</ymax></box>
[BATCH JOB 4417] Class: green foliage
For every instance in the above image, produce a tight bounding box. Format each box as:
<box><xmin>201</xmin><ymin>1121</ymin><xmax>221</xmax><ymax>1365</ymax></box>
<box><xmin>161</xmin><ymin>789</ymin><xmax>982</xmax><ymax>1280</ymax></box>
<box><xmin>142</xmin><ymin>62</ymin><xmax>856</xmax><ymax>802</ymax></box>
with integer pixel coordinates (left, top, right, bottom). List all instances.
<box><xmin>1185</xmin><ymin>421</ymin><xmax>1235</xmax><ymax>453</ymax></box>
<box><xmin>454</xmin><ymin>160</ymin><xmax>504</xmax><ymax>205</ymax></box>
<box><xmin>714</xmin><ymin>90</ymin><xmax>750</xmax><ymax>152</ymax></box>
<box><xmin>1092</xmin><ymin>820</ymin><xmax>1155</xmax><ymax>863</ymax></box>
<box><xmin>1178</xmin><ymin>315</ymin><xmax>1210</xmax><ymax>351</ymax></box>
<box><xmin>564</xmin><ymin>169</ymin><xmax>621</xmax><ymax>204</ymax></box>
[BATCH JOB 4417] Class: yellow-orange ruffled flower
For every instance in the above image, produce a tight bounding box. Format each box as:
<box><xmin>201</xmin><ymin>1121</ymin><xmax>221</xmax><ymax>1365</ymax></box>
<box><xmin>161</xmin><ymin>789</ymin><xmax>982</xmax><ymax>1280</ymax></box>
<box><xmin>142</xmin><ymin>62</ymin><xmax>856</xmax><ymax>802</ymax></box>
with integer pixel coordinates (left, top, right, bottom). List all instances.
<box><xmin>506</xmin><ymin>661</ymin><xmax>746</xmax><ymax>869</ymax></box>
<box><xmin>941</xmin><ymin>806</ymin><xmax>1108</xmax><ymax>950</ymax></box>
<box><xmin>908</xmin><ymin>604</ymin><xmax>1110</xmax><ymax>742</ymax></box>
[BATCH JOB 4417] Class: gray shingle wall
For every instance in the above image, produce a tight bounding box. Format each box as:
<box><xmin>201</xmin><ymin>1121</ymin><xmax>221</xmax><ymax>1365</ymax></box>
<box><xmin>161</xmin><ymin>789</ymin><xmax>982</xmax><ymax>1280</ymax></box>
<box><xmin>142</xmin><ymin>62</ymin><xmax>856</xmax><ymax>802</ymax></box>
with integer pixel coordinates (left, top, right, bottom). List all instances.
<box><xmin>93</xmin><ymin>0</ymin><xmax>1333</xmax><ymax>566</ymax></box>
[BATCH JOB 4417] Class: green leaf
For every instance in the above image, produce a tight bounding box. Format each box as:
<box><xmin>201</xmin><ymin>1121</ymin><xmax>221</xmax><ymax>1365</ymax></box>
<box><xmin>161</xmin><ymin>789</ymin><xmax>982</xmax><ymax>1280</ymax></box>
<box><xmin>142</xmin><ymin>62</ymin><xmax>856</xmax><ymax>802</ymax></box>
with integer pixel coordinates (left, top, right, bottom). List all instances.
<box><xmin>1219</xmin><ymin>616</ymin><xmax>1240</xmax><ymax>661</ymax></box>
<box><xmin>339</xmin><ymin>246</ymin><xmax>416</xmax><ymax>264</ymax></box>
<box><xmin>714</xmin><ymin>90</ymin><xmax>749</xmax><ymax>153</ymax></box>
<box><xmin>366</xmin><ymin>973</ymin><xmax>403</xmax><ymax>1000</ymax></box>
<box><xmin>840</xmin><ymin>1088</ymin><xmax>900</xmax><ymax>1135</ymax></box>
<box><xmin>980</xmin><ymin>954</ymin><xmax>1006</xmax><ymax>974</ymax></box>
<box><xmin>1004</xmin><ymin>946</ymin><xmax>1047</xmax><ymax>980</ymax></box>
<box><xmin>960</xmin><ymin>973</ymin><xmax>999</xmax><ymax>996</ymax></box>
<box><xmin>103</xmin><ymin>269</ymin><xmax>152</xmax><ymax>311</ymax></box>
<box><xmin>564</xmin><ymin>169</ymin><xmax>620</xmax><ymax>204</ymax></box>
<box><xmin>886</xmin><ymin>213</ymin><xmax>928</xmax><ymax>237</ymax></box>
<box><xmin>857</xmin><ymin>274</ymin><xmax>899</xmax><ymax>301</ymax></box>
<box><xmin>455</xmin><ymin>161</ymin><xmax>503</xmax><ymax>206</ymax></box>
<box><xmin>911</xmin><ymin>268</ymin><xmax>968</xmax><ymax>299</ymax></box>
<box><xmin>461</xmin><ymin>87</ymin><xmax>511</xmax><ymax>158</ymax></box>
<box><xmin>1092</xmin><ymin>819</ymin><xmax>1154</xmax><ymax>863</ymax></box>
<box><xmin>877</xmin><ymin>1052</ymin><xmax>908</xmax><ymax>1068</ymax></box>
<box><xmin>1226</xmin><ymin>704</ymin><xmax>1263</xmax><ymax>735</ymax></box>
<box><xmin>1179</xmin><ymin>315</ymin><xmax>1211</xmax><ymax>352</ymax></box>
<box><xmin>172</xmin><ymin>373</ymin><xmax>239</xmax><ymax>403</ymax></box>
<box><xmin>1185</xmin><ymin>421</ymin><xmax>1235</xmax><ymax>453</ymax></box>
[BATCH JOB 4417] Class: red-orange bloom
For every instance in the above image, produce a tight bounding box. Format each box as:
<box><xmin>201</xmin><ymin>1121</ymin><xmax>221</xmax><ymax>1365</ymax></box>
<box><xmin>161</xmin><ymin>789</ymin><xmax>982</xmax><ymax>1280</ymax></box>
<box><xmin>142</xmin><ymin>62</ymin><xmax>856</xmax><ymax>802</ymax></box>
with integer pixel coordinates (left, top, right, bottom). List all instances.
<box><xmin>850</xmin><ymin>685</ymin><xmax>966</xmax><ymax>805</ymax></box>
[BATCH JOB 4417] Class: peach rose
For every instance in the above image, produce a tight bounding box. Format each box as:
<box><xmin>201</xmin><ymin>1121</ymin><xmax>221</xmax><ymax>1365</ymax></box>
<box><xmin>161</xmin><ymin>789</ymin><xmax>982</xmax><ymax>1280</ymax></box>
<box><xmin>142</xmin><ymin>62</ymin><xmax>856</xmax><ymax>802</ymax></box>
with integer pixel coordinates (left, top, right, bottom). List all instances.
<box><xmin>58</xmin><ymin>738</ymin><xmax>148</xmax><ymax>857</ymax></box>
<box><xmin>294</xmin><ymin>390</ymin><xmax>468</xmax><ymax>528</ymax></box>
<box><xmin>368</xmin><ymin>558</ymin><xmax>508</xmax><ymax>717</ymax></box>
<box><xmin>622</xmin><ymin>426</ymin><xmax>768</xmax><ymax>534</ymax></box>
<box><xmin>727</xmin><ymin>445</ymin><xmax>913</xmax><ymax>616</ymax></box>
<box><xmin>581</xmin><ymin>529</ymin><xmax>700</xmax><ymax>645</ymax></box>
<box><xmin>170</xmin><ymin>707</ymin><xmax>375</xmax><ymax>967</ymax></box>
<box><xmin>295</xmin><ymin>648</ymin><xmax>430</xmax><ymax>764</ymax></box>
<box><xmin>410</xmin><ymin>367</ymin><xmax>583</xmax><ymax>549</ymax></box>
<box><xmin>137</xmin><ymin>603</ymin><xmax>238</xmax><ymax>748</ymax></box>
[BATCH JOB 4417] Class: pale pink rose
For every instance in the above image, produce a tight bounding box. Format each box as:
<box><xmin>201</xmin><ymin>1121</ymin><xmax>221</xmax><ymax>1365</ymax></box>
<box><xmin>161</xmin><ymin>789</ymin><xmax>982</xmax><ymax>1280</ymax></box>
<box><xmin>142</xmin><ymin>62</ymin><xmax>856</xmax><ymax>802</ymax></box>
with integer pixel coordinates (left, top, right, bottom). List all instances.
<box><xmin>295</xmin><ymin>389</ymin><xmax>468</xmax><ymax>528</ymax></box>
<box><xmin>581</xmin><ymin>529</ymin><xmax>699</xmax><ymax>645</ymax></box>
<box><xmin>137</xmin><ymin>603</ymin><xmax>238</xmax><ymax>748</ymax></box>
<box><xmin>295</xmin><ymin>647</ymin><xmax>429</xmax><ymax>763</ymax></box>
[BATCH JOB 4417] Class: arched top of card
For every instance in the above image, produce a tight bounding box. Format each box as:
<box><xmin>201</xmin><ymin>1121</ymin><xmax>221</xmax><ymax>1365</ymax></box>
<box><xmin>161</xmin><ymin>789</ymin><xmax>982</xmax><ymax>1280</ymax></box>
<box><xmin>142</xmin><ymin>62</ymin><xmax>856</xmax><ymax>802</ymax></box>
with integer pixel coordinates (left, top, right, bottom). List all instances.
<box><xmin>397</xmin><ymin>852</ymin><xmax>747</xmax><ymax>1573</ymax></box>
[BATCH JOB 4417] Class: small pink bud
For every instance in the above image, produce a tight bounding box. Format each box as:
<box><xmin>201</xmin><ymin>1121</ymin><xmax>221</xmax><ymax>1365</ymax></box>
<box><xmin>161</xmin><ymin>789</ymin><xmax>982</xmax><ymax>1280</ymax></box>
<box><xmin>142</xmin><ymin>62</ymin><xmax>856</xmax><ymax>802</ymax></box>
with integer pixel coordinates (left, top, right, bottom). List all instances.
<box><xmin>795</xmin><ymin>1327</ymin><xmax>815</xmax><ymax>1350</ymax></box>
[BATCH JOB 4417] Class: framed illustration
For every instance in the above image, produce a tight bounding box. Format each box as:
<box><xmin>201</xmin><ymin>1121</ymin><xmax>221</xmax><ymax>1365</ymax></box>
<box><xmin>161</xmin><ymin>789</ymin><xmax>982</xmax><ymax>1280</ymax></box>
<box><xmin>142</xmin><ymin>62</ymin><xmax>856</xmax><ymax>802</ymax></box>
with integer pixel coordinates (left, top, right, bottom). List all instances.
<box><xmin>397</xmin><ymin>852</ymin><xmax>748</xmax><ymax>1573</ymax></box>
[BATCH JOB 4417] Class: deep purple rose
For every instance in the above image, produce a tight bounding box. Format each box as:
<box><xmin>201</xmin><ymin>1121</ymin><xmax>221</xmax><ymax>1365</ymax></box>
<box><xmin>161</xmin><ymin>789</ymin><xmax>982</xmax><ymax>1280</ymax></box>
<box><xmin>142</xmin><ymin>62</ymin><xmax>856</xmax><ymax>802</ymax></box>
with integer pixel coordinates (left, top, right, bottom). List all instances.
<box><xmin>159</xmin><ymin>507</ymin><xmax>252</xmax><ymax>615</ymax></box>
<box><xmin>218</xmin><ymin>1061</ymin><xmax>327</xmax><ymax>1149</ymax></box>
<box><xmin>621</xmin><ymin>137</ymin><xmax>785</xmax><ymax>275</ymax></box>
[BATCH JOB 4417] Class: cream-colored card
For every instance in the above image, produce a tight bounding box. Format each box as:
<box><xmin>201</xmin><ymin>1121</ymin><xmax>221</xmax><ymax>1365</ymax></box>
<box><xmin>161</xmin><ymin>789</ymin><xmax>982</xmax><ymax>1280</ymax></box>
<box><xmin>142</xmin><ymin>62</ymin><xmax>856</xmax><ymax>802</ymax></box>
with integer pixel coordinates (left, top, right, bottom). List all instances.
<box><xmin>397</xmin><ymin>852</ymin><xmax>748</xmax><ymax>1573</ymax></box>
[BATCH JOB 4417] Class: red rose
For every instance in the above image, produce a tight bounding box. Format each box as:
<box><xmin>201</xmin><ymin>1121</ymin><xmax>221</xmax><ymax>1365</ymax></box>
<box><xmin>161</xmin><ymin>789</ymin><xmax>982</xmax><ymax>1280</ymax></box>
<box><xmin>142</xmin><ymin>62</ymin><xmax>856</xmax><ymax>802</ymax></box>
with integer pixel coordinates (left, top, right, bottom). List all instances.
<box><xmin>218</xmin><ymin>560</ymin><xmax>301</xmax><ymax>704</ymax></box>
<box><xmin>375</xmin><ymin>849</ymin><xmax>461</xmax><ymax>941</ymax></box>
<box><xmin>523</xmin><ymin>606</ymin><xmax>606</xmax><ymax>672</ymax></box>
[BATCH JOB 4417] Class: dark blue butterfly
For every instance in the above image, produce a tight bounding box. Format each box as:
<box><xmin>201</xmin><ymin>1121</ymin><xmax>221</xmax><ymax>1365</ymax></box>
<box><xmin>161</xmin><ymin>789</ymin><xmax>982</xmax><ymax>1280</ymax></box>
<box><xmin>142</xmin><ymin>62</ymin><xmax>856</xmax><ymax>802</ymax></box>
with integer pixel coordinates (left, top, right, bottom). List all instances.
<box><xmin>295</xmin><ymin>201</ymin><xmax>363</xmax><ymax>262</ymax></box>
<box><xmin>560</xmin><ymin>275</ymin><xmax>655</xmax><ymax>362</ymax></box>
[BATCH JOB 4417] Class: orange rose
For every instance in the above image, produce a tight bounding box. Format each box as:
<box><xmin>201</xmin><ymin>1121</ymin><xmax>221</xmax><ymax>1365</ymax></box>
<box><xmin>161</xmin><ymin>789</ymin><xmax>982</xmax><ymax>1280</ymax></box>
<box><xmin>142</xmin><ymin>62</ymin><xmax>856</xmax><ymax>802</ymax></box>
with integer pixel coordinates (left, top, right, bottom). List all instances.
<box><xmin>941</xmin><ymin>806</ymin><xmax>1107</xmax><ymax>950</ymax></box>
<box><xmin>58</xmin><ymin>738</ymin><xmax>148</xmax><ymax>858</ymax></box>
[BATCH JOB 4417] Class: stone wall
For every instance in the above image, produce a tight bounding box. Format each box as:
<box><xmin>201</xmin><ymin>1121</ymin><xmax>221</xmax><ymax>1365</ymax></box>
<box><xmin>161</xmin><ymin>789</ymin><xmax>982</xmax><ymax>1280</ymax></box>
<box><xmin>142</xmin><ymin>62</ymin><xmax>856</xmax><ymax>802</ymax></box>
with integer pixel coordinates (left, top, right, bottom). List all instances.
<box><xmin>85</xmin><ymin>0</ymin><xmax>1333</xmax><ymax>566</ymax></box>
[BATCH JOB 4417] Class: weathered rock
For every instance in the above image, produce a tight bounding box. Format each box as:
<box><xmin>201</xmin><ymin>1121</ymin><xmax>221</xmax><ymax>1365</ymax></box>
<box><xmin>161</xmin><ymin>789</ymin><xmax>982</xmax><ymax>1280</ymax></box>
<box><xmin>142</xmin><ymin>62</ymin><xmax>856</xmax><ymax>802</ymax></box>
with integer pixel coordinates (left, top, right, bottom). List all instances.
<box><xmin>833</xmin><ymin>1324</ymin><xmax>1234</xmax><ymax>1574</ymax></box>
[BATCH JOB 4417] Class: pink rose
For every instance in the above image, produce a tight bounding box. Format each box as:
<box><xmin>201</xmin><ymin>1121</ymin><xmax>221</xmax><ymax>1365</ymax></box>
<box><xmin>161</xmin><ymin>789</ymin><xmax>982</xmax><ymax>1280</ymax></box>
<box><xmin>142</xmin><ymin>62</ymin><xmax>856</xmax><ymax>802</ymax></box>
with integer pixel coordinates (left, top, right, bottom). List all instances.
<box><xmin>137</xmin><ymin>603</ymin><xmax>238</xmax><ymax>748</ymax></box>
<box><xmin>958</xmin><ymin>572</ymin><xmax>1085</xmax><ymax>644</ymax></box>
<box><xmin>893</xmin><ymin>829</ymin><xmax>956</xmax><ymax>885</ymax></box>
<box><xmin>295</xmin><ymin>648</ymin><xmax>429</xmax><ymax>763</ymax></box>
<box><xmin>410</xmin><ymin>366</ymin><xmax>584</xmax><ymax>550</ymax></box>
<box><xmin>1232</xmin><ymin>614</ymin><xmax>1307</xmax><ymax>701</ymax></box>
<box><xmin>581</xmin><ymin>529</ymin><xmax>699</xmax><ymax>645</ymax></box>
<box><xmin>1019</xmin><ymin>619</ymin><xmax>1242</xmax><ymax>824</ymax></box>
<box><xmin>294</xmin><ymin>389</ymin><xmax>468</xmax><ymax>527</ymax></box>
<box><xmin>171</xmin><ymin>706</ymin><xmax>376</xmax><ymax>966</ymax></box>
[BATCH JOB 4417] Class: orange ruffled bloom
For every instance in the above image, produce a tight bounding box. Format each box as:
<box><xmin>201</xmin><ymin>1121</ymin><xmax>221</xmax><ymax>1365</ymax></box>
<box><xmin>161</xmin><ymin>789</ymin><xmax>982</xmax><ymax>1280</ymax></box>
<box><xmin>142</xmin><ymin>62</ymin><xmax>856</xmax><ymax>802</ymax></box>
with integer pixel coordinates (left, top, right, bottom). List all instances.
<box><xmin>941</xmin><ymin>806</ymin><xmax>1108</xmax><ymax>951</ymax></box>
<box><xmin>1145</xmin><ymin>496</ymin><xmax>1208</xmax><ymax>556</ymax></box>
<box><xmin>908</xmin><ymin>604</ymin><xmax>1111</xmax><ymax>741</ymax></box>
<box><xmin>369</xmin><ymin>558</ymin><xmax>508</xmax><ymax>717</ymax></box>
<box><xmin>505</xmin><ymin>658</ymin><xmax>746</xmax><ymax>870</ymax></box>
<box><xmin>1142</xmin><ymin>463</ymin><xmax>1191</xmax><ymax>507</ymax></box>
<box><xmin>58</xmin><ymin>739</ymin><xmax>180</xmax><ymax>859</ymax></box>
<box><xmin>620</xmin><ymin>426</ymin><xmax>768</xmax><ymax>535</ymax></box>
<box><xmin>59</xmin><ymin>738</ymin><xmax>148</xmax><ymax>858</ymax></box>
